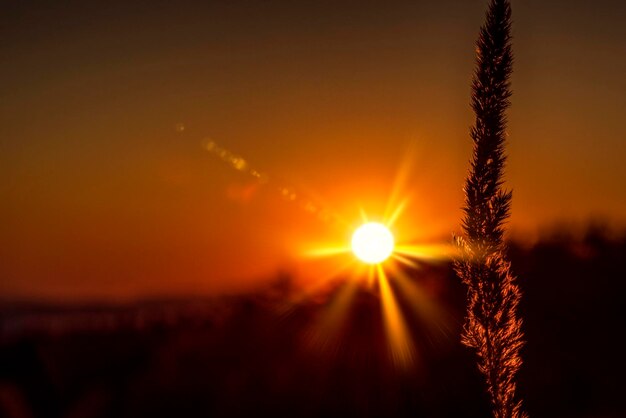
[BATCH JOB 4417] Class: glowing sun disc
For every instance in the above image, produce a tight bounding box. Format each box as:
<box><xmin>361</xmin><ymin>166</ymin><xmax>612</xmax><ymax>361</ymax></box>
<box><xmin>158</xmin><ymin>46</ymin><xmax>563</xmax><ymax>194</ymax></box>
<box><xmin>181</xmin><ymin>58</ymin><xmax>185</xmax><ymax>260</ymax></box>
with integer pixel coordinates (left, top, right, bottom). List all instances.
<box><xmin>351</xmin><ymin>222</ymin><xmax>395</xmax><ymax>264</ymax></box>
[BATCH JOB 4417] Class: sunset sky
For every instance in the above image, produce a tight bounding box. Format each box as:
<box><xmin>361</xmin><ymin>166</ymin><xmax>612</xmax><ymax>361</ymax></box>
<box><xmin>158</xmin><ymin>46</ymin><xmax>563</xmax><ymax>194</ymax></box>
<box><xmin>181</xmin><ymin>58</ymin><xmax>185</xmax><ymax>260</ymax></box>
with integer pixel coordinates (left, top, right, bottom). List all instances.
<box><xmin>2</xmin><ymin>0</ymin><xmax>625</xmax><ymax>301</ymax></box>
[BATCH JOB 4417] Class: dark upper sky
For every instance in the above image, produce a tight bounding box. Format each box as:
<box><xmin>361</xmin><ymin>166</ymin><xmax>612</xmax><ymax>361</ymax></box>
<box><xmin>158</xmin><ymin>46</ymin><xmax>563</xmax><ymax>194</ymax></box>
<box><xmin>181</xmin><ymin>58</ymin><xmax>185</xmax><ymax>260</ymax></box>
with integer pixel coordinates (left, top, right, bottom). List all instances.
<box><xmin>1</xmin><ymin>0</ymin><xmax>625</xmax><ymax>300</ymax></box>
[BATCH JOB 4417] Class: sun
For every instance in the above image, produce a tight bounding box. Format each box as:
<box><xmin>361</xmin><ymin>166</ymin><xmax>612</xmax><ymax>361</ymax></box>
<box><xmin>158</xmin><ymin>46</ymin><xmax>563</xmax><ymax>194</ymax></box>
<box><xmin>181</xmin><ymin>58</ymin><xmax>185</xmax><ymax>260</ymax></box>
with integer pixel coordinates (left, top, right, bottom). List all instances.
<box><xmin>351</xmin><ymin>222</ymin><xmax>395</xmax><ymax>264</ymax></box>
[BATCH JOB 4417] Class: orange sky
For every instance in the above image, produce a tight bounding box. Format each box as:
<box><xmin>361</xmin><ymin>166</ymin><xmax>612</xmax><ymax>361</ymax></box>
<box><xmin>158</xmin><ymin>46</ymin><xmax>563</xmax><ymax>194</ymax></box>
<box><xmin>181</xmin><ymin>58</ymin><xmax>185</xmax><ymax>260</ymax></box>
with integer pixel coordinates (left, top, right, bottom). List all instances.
<box><xmin>1</xmin><ymin>0</ymin><xmax>625</xmax><ymax>301</ymax></box>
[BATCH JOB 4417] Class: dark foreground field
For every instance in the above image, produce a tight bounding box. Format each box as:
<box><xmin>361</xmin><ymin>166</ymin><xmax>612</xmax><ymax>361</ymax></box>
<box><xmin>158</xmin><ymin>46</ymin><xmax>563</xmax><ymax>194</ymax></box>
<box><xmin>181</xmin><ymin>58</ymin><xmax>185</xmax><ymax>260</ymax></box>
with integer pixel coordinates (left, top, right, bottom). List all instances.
<box><xmin>1</xmin><ymin>229</ymin><xmax>625</xmax><ymax>418</ymax></box>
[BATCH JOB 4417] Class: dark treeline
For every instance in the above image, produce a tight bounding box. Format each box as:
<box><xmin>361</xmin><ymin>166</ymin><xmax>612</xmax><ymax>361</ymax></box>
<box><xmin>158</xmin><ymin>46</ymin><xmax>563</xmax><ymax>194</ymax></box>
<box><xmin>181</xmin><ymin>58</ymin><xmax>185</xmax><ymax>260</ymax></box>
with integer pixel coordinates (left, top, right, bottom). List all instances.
<box><xmin>1</xmin><ymin>227</ymin><xmax>625</xmax><ymax>418</ymax></box>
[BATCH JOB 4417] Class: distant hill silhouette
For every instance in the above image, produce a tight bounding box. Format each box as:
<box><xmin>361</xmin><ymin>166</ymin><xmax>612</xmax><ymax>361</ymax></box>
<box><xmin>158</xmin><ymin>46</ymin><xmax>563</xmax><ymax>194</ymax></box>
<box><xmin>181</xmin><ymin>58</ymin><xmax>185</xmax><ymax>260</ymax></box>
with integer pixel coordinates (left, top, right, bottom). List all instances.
<box><xmin>1</xmin><ymin>227</ymin><xmax>625</xmax><ymax>418</ymax></box>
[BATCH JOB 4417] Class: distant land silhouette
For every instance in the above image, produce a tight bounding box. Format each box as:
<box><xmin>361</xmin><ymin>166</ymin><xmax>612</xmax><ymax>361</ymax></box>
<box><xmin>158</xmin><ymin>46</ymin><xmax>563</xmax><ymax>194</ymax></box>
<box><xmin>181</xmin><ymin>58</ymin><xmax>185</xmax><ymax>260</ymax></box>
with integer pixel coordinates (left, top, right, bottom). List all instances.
<box><xmin>1</xmin><ymin>225</ymin><xmax>624</xmax><ymax>418</ymax></box>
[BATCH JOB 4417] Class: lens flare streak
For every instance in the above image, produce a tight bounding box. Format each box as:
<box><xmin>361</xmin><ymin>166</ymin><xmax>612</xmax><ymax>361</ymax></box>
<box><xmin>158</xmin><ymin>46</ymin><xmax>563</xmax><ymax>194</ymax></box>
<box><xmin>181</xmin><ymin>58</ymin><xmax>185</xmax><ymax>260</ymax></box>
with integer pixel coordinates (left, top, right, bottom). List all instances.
<box><xmin>202</xmin><ymin>138</ymin><xmax>347</xmax><ymax>225</ymax></box>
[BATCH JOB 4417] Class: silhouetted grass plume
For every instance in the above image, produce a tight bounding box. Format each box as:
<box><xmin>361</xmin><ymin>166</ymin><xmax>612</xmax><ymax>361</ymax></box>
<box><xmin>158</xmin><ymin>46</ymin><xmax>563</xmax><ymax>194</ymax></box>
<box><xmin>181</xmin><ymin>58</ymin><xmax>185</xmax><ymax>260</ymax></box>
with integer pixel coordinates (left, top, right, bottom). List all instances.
<box><xmin>454</xmin><ymin>1</ymin><xmax>527</xmax><ymax>417</ymax></box>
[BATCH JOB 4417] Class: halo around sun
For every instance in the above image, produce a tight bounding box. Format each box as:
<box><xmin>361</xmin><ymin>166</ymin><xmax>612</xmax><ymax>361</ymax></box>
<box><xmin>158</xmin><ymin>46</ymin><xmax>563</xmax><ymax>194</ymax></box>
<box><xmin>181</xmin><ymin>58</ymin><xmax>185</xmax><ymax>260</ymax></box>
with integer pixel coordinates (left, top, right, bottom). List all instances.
<box><xmin>351</xmin><ymin>222</ymin><xmax>395</xmax><ymax>264</ymax></box>
<box><xmin>302</xmin><ymin>202</ymin><xmax>453</xmax><ymax>368</ymax></box>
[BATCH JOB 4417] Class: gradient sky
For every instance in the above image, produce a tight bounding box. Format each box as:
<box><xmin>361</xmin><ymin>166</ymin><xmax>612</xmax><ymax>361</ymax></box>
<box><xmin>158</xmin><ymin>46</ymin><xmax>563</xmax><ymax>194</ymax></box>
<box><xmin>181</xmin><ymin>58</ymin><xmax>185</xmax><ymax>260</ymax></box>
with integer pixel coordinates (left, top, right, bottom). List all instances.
<box><xmin>2</xmin><ymin>0</ymin><xmax>625</xmax><ymax>301</ymax></box>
